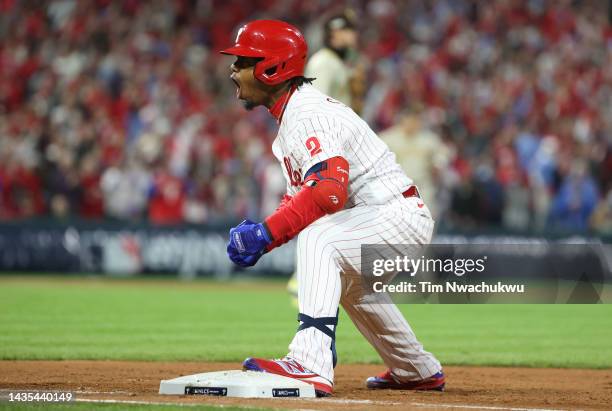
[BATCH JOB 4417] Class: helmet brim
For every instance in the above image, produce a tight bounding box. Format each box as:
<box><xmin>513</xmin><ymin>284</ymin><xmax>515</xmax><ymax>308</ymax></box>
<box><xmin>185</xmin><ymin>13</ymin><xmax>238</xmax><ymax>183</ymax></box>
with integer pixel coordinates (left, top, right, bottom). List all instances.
<box><xmin>219</xmin><ymin>45</ymin><xmax>265</xmax><ymax>57</ymax></box>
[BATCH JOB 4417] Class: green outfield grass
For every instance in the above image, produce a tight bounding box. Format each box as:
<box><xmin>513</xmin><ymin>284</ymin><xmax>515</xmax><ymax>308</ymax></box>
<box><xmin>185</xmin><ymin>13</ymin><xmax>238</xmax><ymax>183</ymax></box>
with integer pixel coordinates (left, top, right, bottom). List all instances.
<box><xmin>0</xmin><ymin>276</ymin><xmax>611</xmax><ymax>368</ymax></box>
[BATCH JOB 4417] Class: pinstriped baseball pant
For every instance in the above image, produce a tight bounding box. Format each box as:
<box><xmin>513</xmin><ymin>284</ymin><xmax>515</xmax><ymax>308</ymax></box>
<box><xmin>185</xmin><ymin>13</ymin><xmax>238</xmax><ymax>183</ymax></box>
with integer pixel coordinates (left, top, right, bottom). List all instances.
<box><xmin>287</xmin><ymin>196</ymin><xmax>442</xmax><ymax>384</ymax></box>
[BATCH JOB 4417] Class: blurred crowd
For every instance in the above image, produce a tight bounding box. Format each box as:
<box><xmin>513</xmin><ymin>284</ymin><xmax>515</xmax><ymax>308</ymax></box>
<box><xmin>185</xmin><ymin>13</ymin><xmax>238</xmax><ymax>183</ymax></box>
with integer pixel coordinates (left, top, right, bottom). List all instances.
<box><xmin>0</xmin><ymin>0</ymin><xmax>611</xmax><ymax>234</ymax></box>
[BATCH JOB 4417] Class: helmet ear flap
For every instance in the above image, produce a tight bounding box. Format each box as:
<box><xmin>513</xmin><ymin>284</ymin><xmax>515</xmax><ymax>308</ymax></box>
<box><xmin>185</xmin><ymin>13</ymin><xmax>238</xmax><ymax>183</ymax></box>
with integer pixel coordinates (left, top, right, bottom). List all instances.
<box><xmin>254</xmin><ymin>56</ymin><xmax>281</xmax><ymax>85</ymax></box>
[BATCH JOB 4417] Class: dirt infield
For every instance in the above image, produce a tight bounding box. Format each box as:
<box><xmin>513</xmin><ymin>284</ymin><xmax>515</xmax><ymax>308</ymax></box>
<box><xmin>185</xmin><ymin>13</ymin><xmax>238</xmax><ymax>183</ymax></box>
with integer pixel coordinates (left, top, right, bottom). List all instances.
<box><xmin>1</xmin><ymin>361</ymin><xmax>611</xmax><ymax>410</ymax></box>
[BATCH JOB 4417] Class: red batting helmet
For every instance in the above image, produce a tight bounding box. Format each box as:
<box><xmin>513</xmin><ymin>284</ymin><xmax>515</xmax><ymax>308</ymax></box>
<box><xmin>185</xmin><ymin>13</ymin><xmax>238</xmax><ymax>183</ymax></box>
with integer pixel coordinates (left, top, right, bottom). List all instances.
<box><xmin>220</xmin><ymin>20</ymin><xmax>308</xmax><ymax>86</ymax></box>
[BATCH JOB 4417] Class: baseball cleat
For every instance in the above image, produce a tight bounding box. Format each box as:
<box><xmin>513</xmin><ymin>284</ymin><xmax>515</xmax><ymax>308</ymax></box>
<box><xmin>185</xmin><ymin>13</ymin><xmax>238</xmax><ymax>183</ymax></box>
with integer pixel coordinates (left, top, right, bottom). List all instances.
<box><xmin>366</xmin><ymin>370</ymin><xmax>445</xmax><ymax>391</ymax></box>
<box><xmin>242</xmin><ymin>357</ymin><xmax>333</xmax><ymax>397</ymax></box>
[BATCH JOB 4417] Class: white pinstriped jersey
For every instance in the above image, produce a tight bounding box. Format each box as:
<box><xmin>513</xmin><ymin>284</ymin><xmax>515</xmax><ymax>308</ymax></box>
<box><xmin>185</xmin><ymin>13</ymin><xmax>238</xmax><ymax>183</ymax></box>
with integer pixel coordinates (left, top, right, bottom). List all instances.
<box><xmin>271</xmin><ymin>84</ymin><xmax>413</xmax><ymax>208</ymax></box>
<box><xmin>269</xmin><ymin>88</ymin><xmax>441</xmax><ymax>384</ymax></box>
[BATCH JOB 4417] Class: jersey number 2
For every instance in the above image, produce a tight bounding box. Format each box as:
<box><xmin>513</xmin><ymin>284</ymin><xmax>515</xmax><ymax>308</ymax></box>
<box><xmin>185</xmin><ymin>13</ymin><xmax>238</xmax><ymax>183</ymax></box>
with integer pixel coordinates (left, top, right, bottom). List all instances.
<box><xmin>305</xmin><ymin>137</ymin><xmax>322</xmax><ymax>157</ymax></box>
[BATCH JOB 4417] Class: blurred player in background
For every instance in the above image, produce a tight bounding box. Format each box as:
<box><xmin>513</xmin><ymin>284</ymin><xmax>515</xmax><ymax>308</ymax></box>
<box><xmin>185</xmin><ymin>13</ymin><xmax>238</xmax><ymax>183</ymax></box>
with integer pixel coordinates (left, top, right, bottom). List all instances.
<box><xmin>305</xmin><ymin>12</ymin><xmax>366</xmax><ymax>114</ymax></box>
<box><xmin>223</xmin><ymin>19</ymin><xmax>444</xmax><ymax>397</ymax></box>
<box><xmin>379</xmin><ymin>107</ymin><xmax>452</xmax><ymax>219</ymax></box>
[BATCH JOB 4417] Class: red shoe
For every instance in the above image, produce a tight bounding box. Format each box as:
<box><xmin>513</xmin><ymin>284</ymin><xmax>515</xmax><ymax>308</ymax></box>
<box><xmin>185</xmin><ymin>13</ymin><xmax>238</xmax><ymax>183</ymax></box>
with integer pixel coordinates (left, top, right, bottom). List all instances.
<box><xmin>242</xmin><ymin>357</ymin><xmax>333</xmax><ymax>397</ymax></box>
<box><xmin>366</xmin><ymin>369</ymin><xmax>445</xmax><ymax>391</ymax></box>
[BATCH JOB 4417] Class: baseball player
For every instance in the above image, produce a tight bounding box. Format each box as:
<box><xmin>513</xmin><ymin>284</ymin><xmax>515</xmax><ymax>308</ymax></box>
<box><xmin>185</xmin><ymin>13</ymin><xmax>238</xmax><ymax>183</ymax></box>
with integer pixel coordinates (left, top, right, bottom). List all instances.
<box><xmin>305</xmin><ymin>13</ymin><xmax>361</xmax><ymax>110</ymax></box>
<box><xmin>222</xmin><ymin>20</ymin><xmax>444</xmax><ymax>397</ymax></box>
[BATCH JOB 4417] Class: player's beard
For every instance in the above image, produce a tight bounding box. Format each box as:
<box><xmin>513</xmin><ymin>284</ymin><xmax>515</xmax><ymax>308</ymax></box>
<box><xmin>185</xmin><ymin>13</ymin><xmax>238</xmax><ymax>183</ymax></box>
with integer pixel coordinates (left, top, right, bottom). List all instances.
<box><xmin>331</xmin><ymin>46</ymin><xmax>349</xmax><ymax>61</ymax></box>
<box><xmin>243</xmin><ymin>100</ymin><xmax>257</xmax><ymax>111</ymax></box>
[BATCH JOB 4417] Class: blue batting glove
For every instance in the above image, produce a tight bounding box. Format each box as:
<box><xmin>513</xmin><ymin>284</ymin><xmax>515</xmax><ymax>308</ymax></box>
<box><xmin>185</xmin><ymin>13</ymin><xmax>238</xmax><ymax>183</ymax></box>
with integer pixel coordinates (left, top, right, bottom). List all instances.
<box><xmin>229</xmin><ymin>220</ymin><xmax>272</xmax><ymax>254</ymax></box>
<box><xmin>227</xmin><ymin>220</ymin><xmax>272</xmax><ymax>267</ymax></box>
<box><xmin>227</xmin><ymin>244</ymin><xmax>263</xmax><ymax>267</ymax></box>
<box><xmin>227</xmin><ymin>219</ymin><xmax>255</xmax><ymax>265</ymax></box>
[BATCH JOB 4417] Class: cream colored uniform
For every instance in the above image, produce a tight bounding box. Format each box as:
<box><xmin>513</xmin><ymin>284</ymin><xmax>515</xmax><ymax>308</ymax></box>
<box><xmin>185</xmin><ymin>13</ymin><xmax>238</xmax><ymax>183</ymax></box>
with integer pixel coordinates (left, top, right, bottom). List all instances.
<box><xmin>379</xmin><ymin>124</ymin><xmax>451</xmax><ymax>218</ymax></box>
<box><xmin>272</xmin><ymin>84</ymin><xmax>441</xmax><ymax>385</ymax></box>
<box><xmin>305</xmin><ymin>48</ymin><xmax>352</xmax><ymax>107</ymax></box>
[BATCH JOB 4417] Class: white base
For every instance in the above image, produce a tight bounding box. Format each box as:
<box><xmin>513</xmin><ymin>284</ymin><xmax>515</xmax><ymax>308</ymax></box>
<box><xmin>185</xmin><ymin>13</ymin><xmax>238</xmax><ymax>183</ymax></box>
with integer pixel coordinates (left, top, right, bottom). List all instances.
<box><xmin>159</xmin><ymin>370</ymin><xmax>316</xmax><ymax>398</ymax></box>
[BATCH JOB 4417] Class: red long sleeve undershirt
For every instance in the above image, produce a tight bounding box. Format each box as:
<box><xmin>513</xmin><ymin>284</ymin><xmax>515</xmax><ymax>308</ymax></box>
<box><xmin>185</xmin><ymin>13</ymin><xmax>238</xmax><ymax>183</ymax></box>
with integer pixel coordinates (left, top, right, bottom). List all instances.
<box><xmin>264</xmin><ymin>156</ymin><xmax>350</xmax><ymax>251</ymax></box>
<box><xmin>264</xmin><ymin>187</ymin><xmax>326</xmax><ymax>251</ymax></box>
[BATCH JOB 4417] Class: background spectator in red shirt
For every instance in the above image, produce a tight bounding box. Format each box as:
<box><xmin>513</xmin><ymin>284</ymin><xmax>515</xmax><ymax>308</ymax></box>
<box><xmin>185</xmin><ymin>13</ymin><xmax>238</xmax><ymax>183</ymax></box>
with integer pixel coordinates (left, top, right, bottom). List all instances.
<box><xmin>0</xmin><ymin>0</ymin><xmax>609</xmax><ymax>234</ymax></box>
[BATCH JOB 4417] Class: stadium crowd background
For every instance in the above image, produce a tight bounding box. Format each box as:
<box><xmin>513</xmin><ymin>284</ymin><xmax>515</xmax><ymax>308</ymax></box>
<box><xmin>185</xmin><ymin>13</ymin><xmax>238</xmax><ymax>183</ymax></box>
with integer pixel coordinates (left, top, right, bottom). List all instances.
<box><xmin>0</xmin><ymin>0</ymin><xmax>610</xmax><ymax>234</ymax></box>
